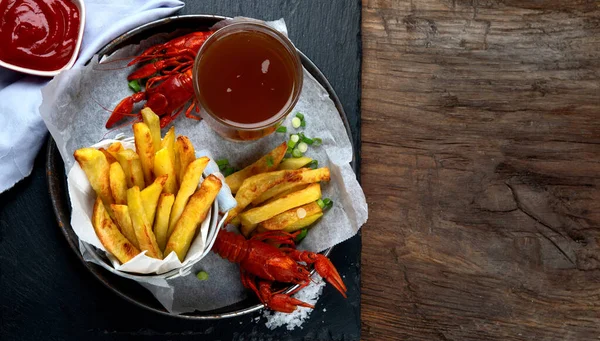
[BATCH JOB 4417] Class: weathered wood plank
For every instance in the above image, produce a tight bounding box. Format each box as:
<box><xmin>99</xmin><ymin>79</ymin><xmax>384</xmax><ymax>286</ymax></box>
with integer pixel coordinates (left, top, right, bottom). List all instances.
<box><xmin>361</xmin><ymin>0</ymin><xmax>600</xmax><ymax>340</ymax></box>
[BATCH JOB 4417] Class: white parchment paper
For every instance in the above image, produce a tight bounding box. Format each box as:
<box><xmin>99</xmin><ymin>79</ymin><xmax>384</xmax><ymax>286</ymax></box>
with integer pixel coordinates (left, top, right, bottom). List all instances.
<box><xmin>40</xmin><ymin>18</ymin><xmax>368</xmax><ymax>314</ymax></box>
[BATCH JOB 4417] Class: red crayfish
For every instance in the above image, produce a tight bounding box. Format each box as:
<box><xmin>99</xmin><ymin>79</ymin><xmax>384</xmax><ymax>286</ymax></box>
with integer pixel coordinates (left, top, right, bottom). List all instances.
<box><xmin>212</xmin><ymin>230</ymin><xmax>347</xmax><ymax>313</ymax></box>
<box><xmin>105</xmin><ymin>31</ymin><xmax>213</xmax><ymax>129</ymax></box>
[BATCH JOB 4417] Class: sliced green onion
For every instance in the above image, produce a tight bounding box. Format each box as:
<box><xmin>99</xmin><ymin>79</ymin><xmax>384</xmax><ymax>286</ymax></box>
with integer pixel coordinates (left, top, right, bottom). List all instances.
<box><xmin>196</xmin><ymin>271</ymin><xmax>209</xmax><ymax>281</ymax></box>
<box><xmin>276</xmin><ymin>126</ymin><xmax>287</xmax><ymax>133</ymax></box>
<box><xmin>307</xmin><ymin>160</ymin><xmax>318</xmax><ymax>169</ymax></box>
<box><xmin>292</xmin><ymin>117</ymin><xmax>302</xmax><ymax>129</ymax></box>
<box><xmin>299</xmin><ymin>133</ymin><xmax>314</xmax><ymax>145</ymax></box>
<box><xmin>128</xmin><ymin>79</ymin><xmax>141</xmax><ymax>92</ymax></box>
<box><xmin>313</xmin><ymin>138</ymin><xmax>322</xmax><ymax>146</ymax></box>
<box><xmin>266</xmin><ymin>156</ymin><xmax>274</xmax><ymax>167</ymax></box>
<box><xmin>295</xmin><ymin>112</ymin><xmax>305</xmax><ymax>120</ymax></box>
<box><xmin>322</xmin><ymin>198</ymin><xmax>333</xmax><ymax>210</ymax></box>
<box><xmin>292</xmin><ymin>148</ymin><xmax>303</xmax><ymax>158</ymax></box>
<box><xmin>295</xmin><ymin>229</ymin><xmax>308</xmax><ymax>243</ymax></box>
<box><xmin>216</xmin><ymin>159</ymin><xmax>229</xmax><ymax>168</ymax></box>
<box><xmin>223</xmin><ymin>166</ymin><xmax>236</xmax><ymax>177</ymax></box>
<box><xmin>316</xmin><ymin>199</ymin><xmax>325</xmax><ymax>209</ymax></box>
<box><xmin>288</xmin><ymin>134</ymin><xmax>299</xmax><ymax>149</ymax></box>
<box><xmin>297</xmin><ymin>142</ymin><xmax>308</xmax><ymax>153</ymax></box>
<box><xmin>300</xmin><ymin>120</ymin><xmax>306</xmax><ymax>128</ymax></box>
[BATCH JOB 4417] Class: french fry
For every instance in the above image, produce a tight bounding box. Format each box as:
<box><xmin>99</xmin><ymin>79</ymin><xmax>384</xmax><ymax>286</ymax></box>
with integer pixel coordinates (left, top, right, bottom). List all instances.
<box><xmin>154</xmin><ymin>193</ymin><xmax>175</xmax><ymax>252</ymax></box>
<box><xmin>161</xmin><ymin>126</ymin><xmax>177</xmax><ymax>188</ymax></box>
<box><xmin>165</xmin><ymin>174</ymin><xmax>221</xmax><ymax>261</ymax></box>
<box><xmin>240</xmin><ymin>222</ymin><xmax>258</xmax><ymax>238</ymax></box>
<box><xmin>154</xmin><ymin>148</ymin><xmax>177</xmax><ymax>194</ymax></box>
<box><xmin>116</xmin><ymin>149</ymin><xmax>145</xmax><ymax>189</ymax></box>
<box><xmin>98</xmin><ymin>147</ymin><xmax>117</xmax><ymax>164</ymax></box>
<box><xmin>107</xmin><ymin>142</ymin><xmax>124</xmax><ymax>159</ymax></box>
<box><xmin>127</xmin><ymin>186</ymin><xmax>162</xmax><ymax>259</ymax></box>
<box><xmin>251</xmin><ymin>167</ymin><xmax>330</xmax><ymax>206</ymax></box>
<box><xmin>263</xmin><ymin>184</ymin><xmax>309</xmax><ymax>205</ymax></box>
<box><xmin>278</xmin><ymin>157</ymin><xmax>312</xmax><ymax>170</ymax></box>
<box><xmin>259</xmin><ymin>202</ymin><xmax>322</xmax><ymax>231</ymax></box>
<box><xmin>226</xmin><ymin>142</ymin><xmax>287</xmax><ymax>193</ymax></box>
<box><xmin>133</xmin><ymin>122</ymin><xmax>155</xmax><ymax>186</ymax></box>
<box><xmin>283</xmin><ymin>213</ymin><xmax>323</xmax><ymax>233</ymax></box>
<box><xmin>141</xmin><ymin>108</ymin><xmax>161</xmax><ymax>152</ymax></box>
<box><xmin>111</xmin><ymin>204</ymin><xmax>139</xmax><ymax>249</ymax></box>
<box><xmin>92</xmin><ymin>197</ymin><xmax>140</xmax><ymax>264</ymax></box>
<box><xmin>109</xmin><ymin>162</ymin><xmax>128</xmax><ymax>204</ymax></box>
<box><xmin>167</xmin><ymin>157</ymin><xmax>209</xmax><ymax>237</ymax></box>
<box><xmin>140</xmin><ymin>174</ymin><xmax>168</xmax><ymax>225</ymax></box>
<box><xmin>74</xmin><ymin>148</ymin><xmax>114</xmax><ymax>208</ymax></box>
<box><xmin>240</xmin><ymin>183</ymin><xmax>322</xmax><ymax>226</ymax></box>
<box><xmin>175</xmin><ymin>136</ymin><xmax>195</xmax><ymax>185</ymax></box>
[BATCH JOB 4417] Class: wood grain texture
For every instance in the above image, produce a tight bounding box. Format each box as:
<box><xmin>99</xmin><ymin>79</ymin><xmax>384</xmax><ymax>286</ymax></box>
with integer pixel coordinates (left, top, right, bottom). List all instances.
<box><xmin>360</xmin><ymin>0</ymin><xmax>600</xmax><ymax>340</ymax></box>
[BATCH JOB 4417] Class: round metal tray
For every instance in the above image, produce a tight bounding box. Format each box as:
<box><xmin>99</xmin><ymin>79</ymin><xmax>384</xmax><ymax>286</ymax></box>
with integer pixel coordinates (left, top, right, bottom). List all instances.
<box><xmin>46</xmin><ymin>14</ymin><xmax>355</xmax><ymax>319</ymax></box>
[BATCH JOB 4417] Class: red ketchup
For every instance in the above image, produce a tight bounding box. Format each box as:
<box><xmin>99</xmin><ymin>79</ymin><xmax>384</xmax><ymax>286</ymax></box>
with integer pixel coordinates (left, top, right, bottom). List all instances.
<box><xmin>0</xmin><ymin>0</ymin><xmax>80</xmax><ymax>71</ymax></box>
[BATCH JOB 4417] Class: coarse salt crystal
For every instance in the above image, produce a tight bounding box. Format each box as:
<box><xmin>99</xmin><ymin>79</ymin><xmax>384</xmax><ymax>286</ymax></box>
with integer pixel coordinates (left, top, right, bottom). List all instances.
<box><xmin>263</xmin><ymin>274</ymin><xmax>325</xmax><ymax>331</ymax></box>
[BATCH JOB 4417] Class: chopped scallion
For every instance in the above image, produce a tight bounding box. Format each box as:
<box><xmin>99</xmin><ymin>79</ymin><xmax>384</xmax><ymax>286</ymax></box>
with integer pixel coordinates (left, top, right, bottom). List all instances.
<box><xmin>216</xmin><ymin>159</ymin><xmax>229</xmax><ymax>168</ymax></box>
<box><xmin>300</xmin><ymin>120</ymin><xmax>306</xmax><ymax>128</ymax></box>
<box><xmin>266</xmin><ymin>156</ymin><xmax>274</xmax><ymax>167</ymax></box>
<box><xmin>313</xmin><ymin>138</ymin><xmax>322</xmax><ymax>146</ymax></box>
<box><xmin>276</xmin><ymin>126</ymin><xmax>287</xmax><ymax>133</ymax></box>
<box><xmin>322</xmin><ymin>198</ymin><xmax>333</xmax><ymax>210</ymax></box>
<box><xmin>316</xmin><ymin>199</ymin><xmax>325</xmax><ymax>209</ymax></box>
<box><xmin>196</xmin><ymin>271</ymin><xmax>209</xmax><ymax>281</ymax></box>
<box><xmin>223</xmin><ymin>166</ymin><xmax>236</xmax><ymax>177</ymax></box>
<box><xmin>292</xmin><ymin>148</ymin><xmax>303</xmax><ymax>158</ymax></box>
<box><xmin>307</xmin><ymin>160</ymin><xmax>319</xmax><ymax>169</ymax></box>
<box><xmin>295</xmin><ymin>229</ymin><xmax>308</xmax><ymax>243</ymax></box>
<box><xmin>295</xmin><ymin>112</ymin><xmax>305</xmax><ymax>120</ymax></box>
<box><xmin>128</xmin><ymin>79</ymin><xmax>141</xmax><ymax>92</ymax></box>
<box><xmin>299</xmin><ymin>133</ymin><xmax>314</xmax><ymax>145</ymax></box>
<box><xmin>297</xmin><ymin>142</ymin><xmax>308</xmax><ymax>153</ymax></box>
<box><xmin>292</xmin><ymin>117</ymin><xmax>302</xmax><ymax>129</ymax></box>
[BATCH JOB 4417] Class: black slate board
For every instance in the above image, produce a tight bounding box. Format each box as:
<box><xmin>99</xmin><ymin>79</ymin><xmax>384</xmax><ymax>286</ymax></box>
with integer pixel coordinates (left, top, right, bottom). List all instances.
<box><xmin>0</xmin><ymin>1</ymin><xmax>361</xmax><ymax>340</ymax></box>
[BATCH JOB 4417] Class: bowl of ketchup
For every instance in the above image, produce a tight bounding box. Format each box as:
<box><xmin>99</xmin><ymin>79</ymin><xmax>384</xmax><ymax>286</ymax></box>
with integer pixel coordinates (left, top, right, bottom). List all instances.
<box><xmin>0</xmin><ymin>0</ymin><xmax>85</xmax><ymax>77</ymax></box>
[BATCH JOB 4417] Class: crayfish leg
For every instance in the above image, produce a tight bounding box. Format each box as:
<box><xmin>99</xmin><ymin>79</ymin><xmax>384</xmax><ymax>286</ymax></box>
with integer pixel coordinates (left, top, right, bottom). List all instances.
<box><xmin>287</xmin><ymin>250</ymin><xmax>348</xmax><ymax>298</ymax></box>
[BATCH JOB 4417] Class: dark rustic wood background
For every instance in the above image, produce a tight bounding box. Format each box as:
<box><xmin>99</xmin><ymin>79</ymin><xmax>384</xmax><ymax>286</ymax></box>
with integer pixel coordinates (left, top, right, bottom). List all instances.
<box><xmin>361</xmin><ymin>0</ymin><xmax>600</xmax><ymax>340</ymax></box>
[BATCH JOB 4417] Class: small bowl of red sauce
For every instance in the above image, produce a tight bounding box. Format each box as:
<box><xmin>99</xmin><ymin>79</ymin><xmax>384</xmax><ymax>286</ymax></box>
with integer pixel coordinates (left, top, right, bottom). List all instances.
<box><xmin>0</xmin><ymin>0</ymin><xmax>85</xmax><ymax>77</ymax></box>
<box><xmin>193</xmin><ymin>22</ymin><xmax>303</xmax><ymax>141</ymax></box>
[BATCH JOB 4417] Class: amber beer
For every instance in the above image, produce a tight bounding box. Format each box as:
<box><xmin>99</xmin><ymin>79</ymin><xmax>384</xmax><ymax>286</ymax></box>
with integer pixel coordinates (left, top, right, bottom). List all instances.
<box><xmin>193</xmin><ymin>22</ymin><xmax>303</xmax><ymax>141</ymax></box>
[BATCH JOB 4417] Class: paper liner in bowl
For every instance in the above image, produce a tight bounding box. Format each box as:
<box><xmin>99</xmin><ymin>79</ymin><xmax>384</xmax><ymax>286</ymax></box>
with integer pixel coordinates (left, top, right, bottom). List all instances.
<box><xmin>67</xmin><ymin>138</ymin><xmax>220</xmax><ymax>278</ymax></box>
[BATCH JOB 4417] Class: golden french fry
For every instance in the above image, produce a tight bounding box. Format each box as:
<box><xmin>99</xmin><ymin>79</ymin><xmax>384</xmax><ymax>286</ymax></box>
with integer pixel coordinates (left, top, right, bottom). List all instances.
<box><xmin>92</xmin><ymin>197</ymin><xmax>140</xmax><ymax>264</ymax></box>
<box><xmin>109</xmin><ymin>162</ymin><xmax>128</xmax><ymax>204</ymax></box>
<box><xmin>98</xmin><ymin>147</ymin><xmax>117</xmax><ymax>164</ymax></box>
<box><xmin>240</xmin><ymin>222</ymin><xmax>258</xmax><ymax>238</ymax></box>
<box><xmin>240</xmin><ymin>183</ymin><xmax>322</xmax><ymax>226</ymax></box>
<box><xmin>253</xmin><ymin>168</ymin><xmax>329</xmax><ymax>205</ymax></box>
<box><xmin>226</xmin><ymin>142</ymin><xmax>287</xmax><ymax>193</ymax></box>
<box><xmin>263</xmin><ymin>184</ymin><xmax>309</xmax><ymax>205</ymax></box>
<box><xmin>167</xmin><ymin>157</ymin><xmax>209</xmax><ymax>237</ymax></box>
<box><xmin>133</xmin><ymin>122</ymin><xmax>155</xmax><ymax>186</ymax></box>
<box><xmin>154</xmin><ymin>148</ymin><xmax>177</xmax><ymax>194</ymax></box>
<box><xmin>111</xmin><ymin>204</ymin><xmax>139</xmax><ymax>249</ymax></box>
<box><xmin>278</xmin><ymin>157</ymin><xmax>312</xmax><ymax>170</ymax></box>
<box><xmin>74</xmin><ymin>148</ymin><xmax>114</xmax><ymax>208</ymax></box>
<box><xmin>260</xmin><ymin>202</ymin><xmax>322</xmax><ymax>231</ymax></box>
<box><xmin>154</xmin><ymin>193</ymin><xmax>175</xmax><ymax>252</ymax></box>
<box><xmin>116</xmin><ymin>149</ymin><xmax>145</xmax><ymax>189</ymax></box>
<box><xmin>107</xmin><ymin>142</ymin><xmax>124</xmax><ymax>159</ymax></box>
<box><xmin>141</xmin><ymin>108</ymin><xmax>161</xmax><ymax>152</ymax></box>
<box><xmin>140</xmin><ymin>174</ymin><xmax>168</xmax><ymax>225</ymax></box>
<box><xmin>283</xmin><ymin>213</ymin><xmax>323</xmax><ymax>233</ymax></box>
<box><xmin>161</xmin><ymin>126</ymin><xmax>177</xmax><ymax>188</ymax></box>
<box><xmin>165</xmin><ymin>174</ymin><xmax>221</xmax><ymax>261</ymax></box>
<box><xmin>175</xmin><ymin>136</ymin><xmax>195</xmax><ymax>185</ymax></box>
<box><xmin>127</xmin><ymin>186</ymin><xmax>162</xmax><ymax>259</ymax></box>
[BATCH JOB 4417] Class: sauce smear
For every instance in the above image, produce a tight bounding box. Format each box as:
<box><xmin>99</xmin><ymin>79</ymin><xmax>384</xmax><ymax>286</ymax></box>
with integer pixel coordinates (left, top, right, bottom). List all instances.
<box><xmin>0</xmin><ymin>0</ymin><xmax>80</xmax><ymax>71</ymax></box>
<box><xmin>196</xmin><ymin>30</ymin><xmax>298</xmax><ymax>126</ymax></box>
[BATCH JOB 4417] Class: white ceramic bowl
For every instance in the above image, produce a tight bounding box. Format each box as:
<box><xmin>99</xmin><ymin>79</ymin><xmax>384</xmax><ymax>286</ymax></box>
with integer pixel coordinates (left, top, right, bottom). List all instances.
<box><xmin>0</xmin><ymin>0</ymin><xmax>86</xmax><ymax>77</ymax></box>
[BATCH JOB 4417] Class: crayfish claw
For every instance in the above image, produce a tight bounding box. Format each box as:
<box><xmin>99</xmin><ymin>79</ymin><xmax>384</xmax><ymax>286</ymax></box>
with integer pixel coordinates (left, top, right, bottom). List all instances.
<box><xmin>313</xmin><ymin>254</ymin><xmax>348</xmax><ymax>298</ymax></box>
<box><xmin>267</xmin><ymin>294</ymin><xmax>314</xmax><ymax>313</ymax></box>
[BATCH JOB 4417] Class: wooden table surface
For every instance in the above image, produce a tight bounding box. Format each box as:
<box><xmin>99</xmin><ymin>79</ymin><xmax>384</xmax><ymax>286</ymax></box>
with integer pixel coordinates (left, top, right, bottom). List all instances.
<box><xmin>360</xmin><ymin>1</ymin><xmax>600</xmax><ymax>340</ymax></box>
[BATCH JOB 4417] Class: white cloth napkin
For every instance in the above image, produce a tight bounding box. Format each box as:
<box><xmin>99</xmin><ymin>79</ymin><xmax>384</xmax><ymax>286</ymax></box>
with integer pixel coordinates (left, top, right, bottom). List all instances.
<box><xmin>0</xmin><ymin>0</ymin><xmax>184</xmax><ymax>193</ymax></box>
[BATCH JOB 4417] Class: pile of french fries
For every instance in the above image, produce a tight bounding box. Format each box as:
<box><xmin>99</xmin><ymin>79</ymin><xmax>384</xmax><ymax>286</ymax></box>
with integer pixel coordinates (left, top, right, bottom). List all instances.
<box><xmin>224</xmin><ymin>142</ymin><xmax>331</xmax><ymax>238</ymax></box>
<box><xmin>74</xmin><ymin>108</ymin><xmax>221</xmax><ymax>265</ymax></box>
